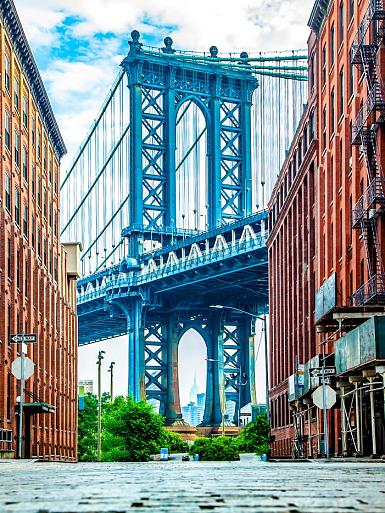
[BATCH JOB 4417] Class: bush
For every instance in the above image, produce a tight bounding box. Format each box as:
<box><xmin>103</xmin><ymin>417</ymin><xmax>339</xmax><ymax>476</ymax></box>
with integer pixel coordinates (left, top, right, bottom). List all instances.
<box><xmin>189</xmin><ymin>436</ymin><xmax>239</xmax><ymax>461</ymax></box>
<box><xmin>237</xmin><ymin>414</ymin><xmax>270</xmax><ymax>455</ymax></box>
<box><xmin>161</xmin><ymin>430</ymin><xmax>189</xmax><ymax>453</ymax></box>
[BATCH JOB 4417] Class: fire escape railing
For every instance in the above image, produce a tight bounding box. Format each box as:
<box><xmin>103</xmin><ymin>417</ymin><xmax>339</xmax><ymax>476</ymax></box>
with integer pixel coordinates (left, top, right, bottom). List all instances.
<box><xmin>350</xmin><ymin>0</ymin><xmax>385</xmax><ymax>307</ymax></box>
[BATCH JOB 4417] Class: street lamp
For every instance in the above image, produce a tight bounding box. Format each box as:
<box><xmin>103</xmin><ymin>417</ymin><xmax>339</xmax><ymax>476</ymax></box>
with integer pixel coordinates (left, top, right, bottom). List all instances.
<box><xmin>209</xmin><ymin>305</ymin><xmax>270</xmax><ymax>424</ymax></box>
<box><xmin>97</xmin><ymin>350</ymin><xmax>105</xmax><ymax>462</ymax></box>
<box><xmin>108</xmin><ymin>362</ymin><xmax>115</xmax><ymax>402</ymax></box>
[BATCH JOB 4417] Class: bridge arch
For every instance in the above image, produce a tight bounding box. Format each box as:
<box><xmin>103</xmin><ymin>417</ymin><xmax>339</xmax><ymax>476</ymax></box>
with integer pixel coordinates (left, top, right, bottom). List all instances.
<box><xmin>175</xmin><ymin>98</ymin><xmax>209</xmax><ymax>232</ymax></box>
<box><xmin>177</xmin><ymin>327</ymin><xmax>207</xmax><ymax>426</ymax></box>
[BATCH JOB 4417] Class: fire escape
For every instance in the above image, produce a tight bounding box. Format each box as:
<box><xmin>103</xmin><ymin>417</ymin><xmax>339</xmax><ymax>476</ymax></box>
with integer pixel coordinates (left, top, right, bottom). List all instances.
<box><xmin>351</xmin><ymin>0</ymin><xmax>385</xmax><ymax>306</ymax></box>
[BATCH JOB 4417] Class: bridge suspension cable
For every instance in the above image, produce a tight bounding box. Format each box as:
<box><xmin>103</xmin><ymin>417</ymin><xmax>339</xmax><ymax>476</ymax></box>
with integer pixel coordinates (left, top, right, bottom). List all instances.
<box><xmin>60</xmin><ymin>47</ymin><xmax>308</xmax><ymax>277</ymax></box>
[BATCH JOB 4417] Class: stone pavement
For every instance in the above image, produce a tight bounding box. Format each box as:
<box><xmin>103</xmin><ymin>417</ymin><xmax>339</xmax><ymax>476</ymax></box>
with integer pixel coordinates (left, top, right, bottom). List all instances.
<box><xmin>0</xmin><ymin>459</ymin><xmax>385</xmax><ymax>512</ymax></box>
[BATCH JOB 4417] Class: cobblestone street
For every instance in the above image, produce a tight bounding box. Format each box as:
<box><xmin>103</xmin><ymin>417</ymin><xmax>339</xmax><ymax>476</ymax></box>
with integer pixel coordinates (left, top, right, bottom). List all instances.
<box><xmin>0</xmin><ymin>460</ymin><xmax>385</xmax><ymax>512</ymax></box>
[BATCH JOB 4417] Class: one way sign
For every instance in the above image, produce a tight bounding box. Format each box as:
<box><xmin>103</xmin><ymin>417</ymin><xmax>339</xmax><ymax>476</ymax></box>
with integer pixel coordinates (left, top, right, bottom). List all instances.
<box><xmin>310</xmin><ymin>367</ymin><xmax>336</xmax><ymax>378</ymax></box>
<box><xmin>10</xmin><ymin>333</ymin><xmax>37</xmax><ymax>344</ymax></box>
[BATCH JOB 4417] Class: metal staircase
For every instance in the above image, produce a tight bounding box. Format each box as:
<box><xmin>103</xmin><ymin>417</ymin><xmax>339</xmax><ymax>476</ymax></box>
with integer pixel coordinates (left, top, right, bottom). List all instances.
<box><xmin>351</xmin><ymin>0</ymin><xmax>385</xmax><ymax>306</ymax></box>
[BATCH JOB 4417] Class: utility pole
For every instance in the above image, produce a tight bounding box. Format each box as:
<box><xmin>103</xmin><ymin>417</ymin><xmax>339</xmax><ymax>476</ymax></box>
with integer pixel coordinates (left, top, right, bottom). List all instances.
<box><xmin>18</xmin><ymin>332</ymin><xmax>25</xmax><ymax>459</ymax></box>
<box><xmin>97</xmin><ymin>350</ymin><xmax>105</xmax><ymax>462</ymax></box>
<box><xmin>262</xmin><ymin>314</ymin><xmax>270</xmax><ymax>425</ymax></box>
<box><xmin>321</xmin><ymin>341</ymin><xmax>329</xmax><ymax>459</ymax></box>
<box><xmin>108</xmin><ymin>362</ymin><xmax>115</xmax><ymax>402</ymax></box>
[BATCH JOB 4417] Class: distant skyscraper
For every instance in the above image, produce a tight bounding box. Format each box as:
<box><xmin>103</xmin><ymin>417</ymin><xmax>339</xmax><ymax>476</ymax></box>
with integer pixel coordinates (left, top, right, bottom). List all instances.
<box><xmin>189</xmin><ymin>372</ymin><xmax>199</xmax><ymax>403</ymax></box>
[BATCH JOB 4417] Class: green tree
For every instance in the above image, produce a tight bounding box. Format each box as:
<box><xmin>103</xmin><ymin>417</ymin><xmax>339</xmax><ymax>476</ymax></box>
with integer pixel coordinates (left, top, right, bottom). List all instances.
<box><xmin>236</xmin><ymin>414</ymin><xmax>270</xmax><ymax>454</ymax></box>
<box><xmin>101</xmin><ymin>396</ymin><xmax>167</xmax><ymax>462</ymax></box>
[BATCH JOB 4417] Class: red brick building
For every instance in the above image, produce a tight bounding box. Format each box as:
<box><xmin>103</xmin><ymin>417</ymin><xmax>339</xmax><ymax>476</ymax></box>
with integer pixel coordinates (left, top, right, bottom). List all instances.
<box><xmin>267</xmin><ymin>30</ymin><xmax>319</xmax><ymax>457</ymax></box>
<box><xmin>268</xmin><ymin>0</ymin><xmax>385</xmax><ymax>458</ymax></box>
<box><xmin>0</xmin><ymin>0</ymin><xmax>79</xmax><ymax>460</ymax></box>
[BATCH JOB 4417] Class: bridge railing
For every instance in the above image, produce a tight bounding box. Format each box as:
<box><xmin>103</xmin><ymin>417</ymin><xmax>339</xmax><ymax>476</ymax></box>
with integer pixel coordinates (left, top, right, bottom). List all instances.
<box><xmin>77</xmin><ymin>232</ymin><xmax>267</xmax><ymax>304</ymax></box>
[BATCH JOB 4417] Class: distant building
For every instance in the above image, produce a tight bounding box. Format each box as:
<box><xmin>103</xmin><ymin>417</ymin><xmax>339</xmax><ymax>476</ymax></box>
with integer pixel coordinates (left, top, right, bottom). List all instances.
<box><xmin>78</xmin><ymin>380</ymin><xmax>93</xmax><ymax>395</ymax></box>
<box><xmin>182</xmin><ymin>402</ymin><xmax>200</xmax><ymax>427</ymax></box>
<box><xmin>181</xmin><ymin>374</ymin><xmax>205</xmax><ymax>426</ymax></box>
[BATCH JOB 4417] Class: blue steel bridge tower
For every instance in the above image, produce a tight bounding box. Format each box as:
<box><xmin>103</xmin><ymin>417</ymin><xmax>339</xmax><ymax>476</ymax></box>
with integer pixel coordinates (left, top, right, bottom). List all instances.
<box><xmin>69</xmin><ymin>31</ymin><xmax>308</xmax><ymax>427</ymax></box>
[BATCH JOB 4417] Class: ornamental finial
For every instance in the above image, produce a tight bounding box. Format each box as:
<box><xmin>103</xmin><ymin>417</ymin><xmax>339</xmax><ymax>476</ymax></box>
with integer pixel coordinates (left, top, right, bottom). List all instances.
<box><xmin>129</xmin><ymin>30</ymin><xmax>142</xmax><ymax>53</ymax></box>
<box><xmin>162</xmin><ymin>36</ymin><xmax>175</xmax><ymax>54</ymax></box>
<box><xmin>209</xmin><ymin>46</ymin><xmax>218</xmax><ymax>58</ymax></box>
<box><xmin>240</xmin><ymin>51</ymin><xmax>250</xmax><ymax>64</ymax></box>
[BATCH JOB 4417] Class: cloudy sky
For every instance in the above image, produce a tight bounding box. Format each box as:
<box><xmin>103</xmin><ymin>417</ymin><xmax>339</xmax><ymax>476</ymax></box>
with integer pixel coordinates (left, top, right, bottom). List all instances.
<box><xmin>13</xmin><ymin>0</ymin><xmax>314</xmax><ymax>403</ymax></box>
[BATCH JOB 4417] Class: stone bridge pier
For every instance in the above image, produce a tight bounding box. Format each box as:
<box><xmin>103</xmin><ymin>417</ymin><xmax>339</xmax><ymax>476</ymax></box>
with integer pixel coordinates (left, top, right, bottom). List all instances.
<box><xmin>109</xmin><ymin>296</ymin><xmax>258</xmax><ymax>428</ymax></box>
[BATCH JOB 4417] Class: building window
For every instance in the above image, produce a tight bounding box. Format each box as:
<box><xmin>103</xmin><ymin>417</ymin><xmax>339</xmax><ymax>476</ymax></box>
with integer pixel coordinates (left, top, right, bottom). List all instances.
<box><xmin>349</xmin><ymin>61</ymin><xmax>354</xmax><ymax>98</ymax></box>
<box><xmin>31</xmin><ymin>116</ymin><xmax>35</xmax><ymax>146</ymax></box>
<box><xmin>22</xmin><ymin>146</ymin><xmax>28</xmax><ymax>181</ymax></box>
<box><xmin>37</xmin><ymin>129</ymin><xmax>41</xmax><ymax>160</ymax></box>
<box><xmin>43</xmin><ymin>187</ymin><xmax>47</xmax><ymax>218</ymax></box>
<box><xmin>293</xmin><ymin>151</ymin><xmax>297</xmax><ymax>176</ymax></box>
<box><xmin>4</xmin><ymin>53</ymin><xmax>10</xmax><ymax>92</ymax></box>
<box><xmin>303</xmin><ymin>124</ymin><xmax>308</xmax><ymax>153</ymax></box>
<box><xmin>5</xmin><ymin>109</ymin><xmax>11</xmax><ymax>151</ymax></box>
<box><xmin>331</xmin><ymin>88</ymin><xmax>335</xmax><ymax>134</ymax></box>
<box><xmin>15</xmin><ymin>189</ymin><xmax>20</xmax><ymax>225</ymax></box>
<box><xmin>23</xmin><ymin>204</ymin><xmax>28</xmax><ymax>238</ymax></box>
<box><xmin>323</xmin><ymin>105</ymin><xmax>327</xmax><ymax>150</ymax></box>
<box><xmin>339</xmin><ymin>2</ymin><xmax>344</xmax><ymax>45</ymax></box>
<box><xmin>349</xmin><ymin>0</ymin><xmax>354</xmax><ymax>21</ymax></box>
<box><xmin>54</xmin><ymin>256</ymin><xmax>58</xmax><ymax>282</ymax></box>
<box><xmin>31</xmin><ymin>163</ymin><xmax>35</xmax><ymax>196</ymax></box>
<box><xmin>298</xmin><ymin>139</ymin><xmax>303</xmax><ymax>167</ymax></box>
<box><xmin>44</xmin><ymin>239</ymin><xmax>47</xmax><ymax>267</ymax></box>
<box><xmin>37</xmin><ymin>226</ymin><xmax>41</xmax><ymax>258</ymax></box>
<box><xmin>322</xmin><ymin>44</ymin><xmax>327</xmax><ymax>84</ymax></box>
<box><xmin>53</xmin><ymin>167</ymin><xmax>58</xmax><ymax>194</ymax></box>
<box><xmin>24</xmin><ymin>260</ymin><xmax>28</xmax><ymax>297</ymax></box>
<box><xmin>339</xmin><ymin>209</ymin><xmax>343</xmax><ymax>257</ymax></box>
<box><xmin>330</xmin><ymin>23</ymin><xmax>335</xmax><ymax>66</ymax></box>
<box><xmin>310</xmin><ymin>109</ymin><xmax>315</xmax><ymax>139</ymax></box>
<box><xmin>37</xmin><ymin>177</ymin><xmax>41</xmax><ymax>208</ymax></box>
<box><xmin>339</xmin><ymin>67</ymin><xmax>344</xmax><ymax>117</ymax></box>
<box><xmin>5</xmin><ymin>174</ymin><xmax>11</xmax><ymax>212</ymax></box>
<box><xmin>6</xmin><ymin>372</ymin><xmax>11</xmax><ymax>420</ymax></box>
<box><xmin>14</xmin><ymin>130</ymin><xmax>20</xmax><ymax>168</ymax></box>
<box><xmin>22</xmin><ymin>95</ymin><xmax>28</xmax><ymax>128</ymax></box>
<box><xmin>43</xmin><ymin>142</ymin><xmax>47</xmax><ymax>171</ymax></box>
<box><xmin>13</xmin><ymin>76</ymin><xmax>20</xmax><ymax>112</ymax></box>
<box><xmin>31</xmin><ymin>215</ymin><xmax>35</xmax><ymax>248</ymax></box>
<box><xmin>16</xmin><ymin>248</ymin><xmax>21</xmax><ymax>289</ymax></box>
<box><xmin>53</xmin><ymin>208</ymin><xmax>57</xmax><ymax>237</ymax></box>
<box><xmin>309</xmin><ymin>54</ymin><xmax>315</xmax><ymax>91</ymax></box>
<box><xmin>7</xmin><ymin>238</ymin><xmax>11</xmax><ymax>279</ymax></box>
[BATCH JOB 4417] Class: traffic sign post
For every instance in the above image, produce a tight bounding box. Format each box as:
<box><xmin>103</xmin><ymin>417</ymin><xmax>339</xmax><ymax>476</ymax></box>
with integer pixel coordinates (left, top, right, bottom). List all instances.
<box><xmin>10</xmin><ymin>333</ymin><xmax>36</xmax><ymax>459</ymax></box>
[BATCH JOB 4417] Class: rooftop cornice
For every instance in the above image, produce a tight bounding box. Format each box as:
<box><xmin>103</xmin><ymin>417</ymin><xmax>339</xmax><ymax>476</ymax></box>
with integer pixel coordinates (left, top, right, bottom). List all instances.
<box><xmin>308</xmin><ymin>0</ymin><xmax>331</xmax><ymax>35</ymax></box>
<box><xmin>0</xmin><ymin>0</ymin><xmax>66</xmax><ymax>160</ymax></box>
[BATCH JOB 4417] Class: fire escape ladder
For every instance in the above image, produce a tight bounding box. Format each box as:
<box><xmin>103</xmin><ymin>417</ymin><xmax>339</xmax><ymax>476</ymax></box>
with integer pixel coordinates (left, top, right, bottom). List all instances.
<box><xmin>351</xmin><ymin>0</ymin><xmax>385</xmax><ymax>306</ymax></box>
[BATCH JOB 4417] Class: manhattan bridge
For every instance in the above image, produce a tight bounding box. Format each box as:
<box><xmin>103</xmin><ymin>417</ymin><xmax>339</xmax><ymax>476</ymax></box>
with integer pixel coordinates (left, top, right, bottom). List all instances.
<box><xmin>61</xmin><ymin>31</ymin><xmax>308</xmax><ymax>427</ymax></box>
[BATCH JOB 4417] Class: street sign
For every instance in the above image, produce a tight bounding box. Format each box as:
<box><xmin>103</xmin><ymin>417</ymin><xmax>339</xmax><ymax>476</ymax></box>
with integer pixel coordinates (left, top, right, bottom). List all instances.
<box><xmin>10</xmin><ymin>333</ymin><xmax>37</xmax><ymax>344</ymax></box>
<box><xmin>11</xmin><ymin>356</ymin><xmax>35</xmax><ymax>380</ymax></box>
<box><xmin>312</xmin><ymin>385</ymin><xmax>337</xmax><ymax>410</ymax></box>
<box><xmin>309</xmin><ymin>366</ymin><xmax>336</xmax><ymax>378</ymax></box>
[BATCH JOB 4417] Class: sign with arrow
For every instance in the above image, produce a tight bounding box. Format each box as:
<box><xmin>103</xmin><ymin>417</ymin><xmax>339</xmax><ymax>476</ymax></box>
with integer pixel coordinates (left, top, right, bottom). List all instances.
<box><xmin>309</xmin><ymin>366</ymin><xmax>336</xmax><ymax>378</ymax></box>
<box><xmin>10</xmin><ymin>333</ymin><xmax>37</xmax><ymax>344</ymax></box>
